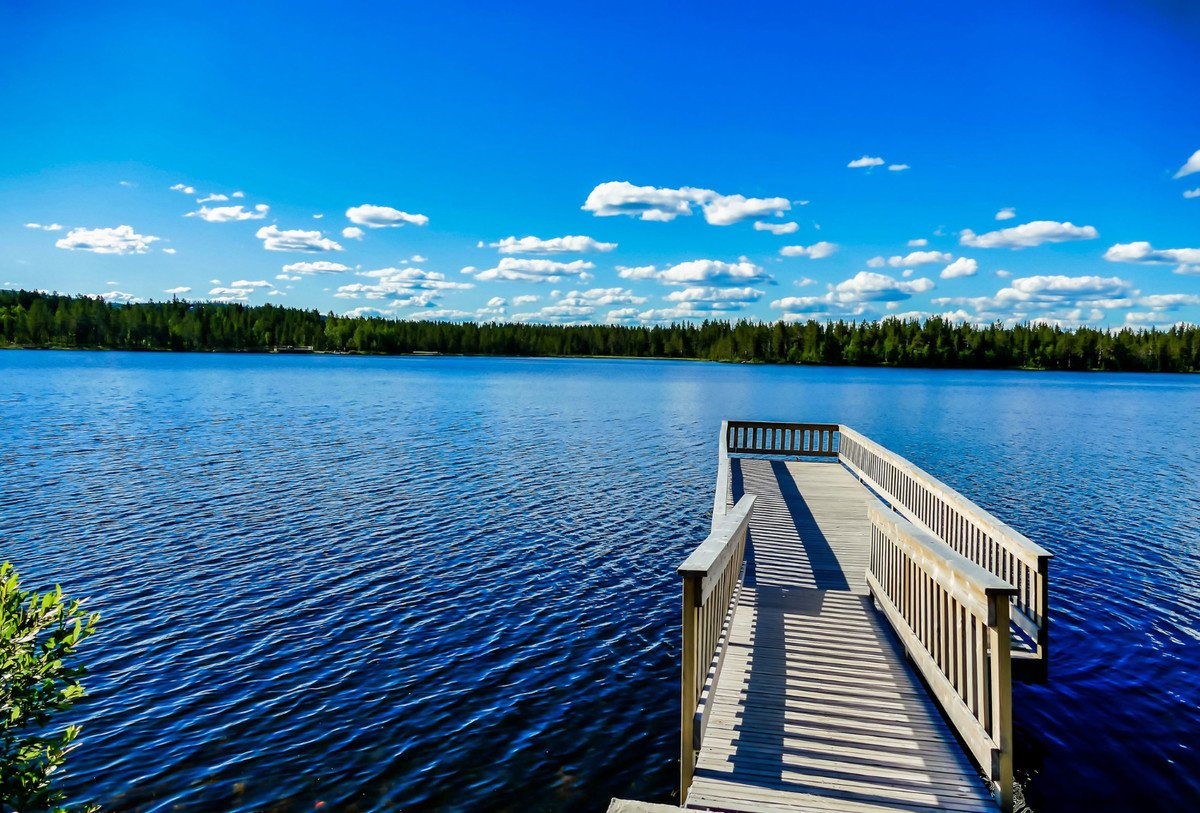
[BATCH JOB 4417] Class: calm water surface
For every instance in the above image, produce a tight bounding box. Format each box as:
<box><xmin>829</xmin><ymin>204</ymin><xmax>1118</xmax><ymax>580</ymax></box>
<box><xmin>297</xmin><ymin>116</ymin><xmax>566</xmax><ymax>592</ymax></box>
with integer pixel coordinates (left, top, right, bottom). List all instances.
<box><xmin>2</xmin><ymin>351</ymin><xmax>1198</xmax><ymax>811</ymax></box>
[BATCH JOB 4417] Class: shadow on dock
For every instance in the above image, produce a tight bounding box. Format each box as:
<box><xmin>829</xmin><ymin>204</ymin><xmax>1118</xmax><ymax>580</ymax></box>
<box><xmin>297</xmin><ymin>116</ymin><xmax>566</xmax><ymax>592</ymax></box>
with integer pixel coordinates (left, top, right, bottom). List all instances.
<box><xmin>690</xmin><ymin>457</ymin><xmax>994</xmax><ymax>812</ymax></box>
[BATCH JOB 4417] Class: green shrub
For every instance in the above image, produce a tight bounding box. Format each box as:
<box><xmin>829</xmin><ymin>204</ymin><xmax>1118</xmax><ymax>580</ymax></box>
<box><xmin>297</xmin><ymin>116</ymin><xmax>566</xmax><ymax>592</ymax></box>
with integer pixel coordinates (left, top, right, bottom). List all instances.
<box><xmin>1</xmin><ymin>562</ymin><xmax>99</xmax><ymax>813</ymax></box>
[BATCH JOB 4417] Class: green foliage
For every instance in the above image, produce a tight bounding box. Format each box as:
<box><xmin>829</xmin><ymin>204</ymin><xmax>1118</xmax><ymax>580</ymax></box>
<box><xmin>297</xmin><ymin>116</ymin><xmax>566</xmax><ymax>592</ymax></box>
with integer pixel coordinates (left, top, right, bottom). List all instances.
<box><xmin>2</xmin><ymin>288</ymin><xmax>1199</xmax><ymax>372</ymax></box>
<box><xmin>1</xmin><ymin>562</ymin><xmax>99</xmax><ymax>813</ymax></box>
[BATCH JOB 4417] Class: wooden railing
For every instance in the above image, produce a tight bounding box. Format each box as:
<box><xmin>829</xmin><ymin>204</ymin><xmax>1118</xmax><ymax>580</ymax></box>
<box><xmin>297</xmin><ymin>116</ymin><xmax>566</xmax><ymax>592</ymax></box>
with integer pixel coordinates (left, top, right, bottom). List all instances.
<box><xmin>866</xmin><ymin>505</ymin><xmax>1016</xmax><ymax>811</ymax></box>
<box><xmin>726</xmin><ymin>420</ymin><xmax>839</xmax><ymax>457</ymax></box>
<box><xmin>677</xmin><ymin>493</ymin><xmax>756</xmax><ymax>803</ymax></box>
<box><xmin>711</xmin><ymin>420</ymin><xmax>733</xmax><ymax>531</ymax></box>
<box><xmin>838</xmin><ymin>425</ymin><xmax>1052</xmax><ymax>668</ymax></box>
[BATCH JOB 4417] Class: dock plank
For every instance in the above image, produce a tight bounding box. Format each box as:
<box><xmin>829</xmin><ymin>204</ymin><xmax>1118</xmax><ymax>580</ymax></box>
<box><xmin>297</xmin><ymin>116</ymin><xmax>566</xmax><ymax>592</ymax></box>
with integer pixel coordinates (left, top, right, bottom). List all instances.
<box><xmin>686</xmin><ymin>458</ymin><xmax>996</xmax><ymax>812</ymax></box>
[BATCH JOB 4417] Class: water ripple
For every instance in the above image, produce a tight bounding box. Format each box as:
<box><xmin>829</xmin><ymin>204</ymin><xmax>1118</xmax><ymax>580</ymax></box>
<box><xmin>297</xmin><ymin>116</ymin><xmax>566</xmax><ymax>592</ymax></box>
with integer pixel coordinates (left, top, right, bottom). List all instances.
<box><xmin>1</xmin><ymin>352</ymin><xmax>1197</xmax><ymax>811</ymax></box>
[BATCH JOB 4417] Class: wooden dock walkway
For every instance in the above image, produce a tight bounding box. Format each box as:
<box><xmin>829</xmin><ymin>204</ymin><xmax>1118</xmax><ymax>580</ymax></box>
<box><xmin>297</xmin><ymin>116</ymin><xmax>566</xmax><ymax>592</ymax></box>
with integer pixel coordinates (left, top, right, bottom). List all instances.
<box><xmin>673</xmin><ymin>423</ymin><xmax>1052</xmax><ymax>813</ymax></box>
<box><xmin>687</xmin><ymin>459</ymin><xmax>995</xmax><ymax>812</ymax></box>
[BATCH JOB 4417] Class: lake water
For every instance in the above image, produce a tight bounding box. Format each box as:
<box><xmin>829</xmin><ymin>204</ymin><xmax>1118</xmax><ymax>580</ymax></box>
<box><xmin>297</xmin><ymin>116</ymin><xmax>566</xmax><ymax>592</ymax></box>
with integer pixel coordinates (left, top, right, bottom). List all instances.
<box><xmin>2</xmin><ymin>350</ymin><xmax>1198</xmax><ymax>811</ymax></box>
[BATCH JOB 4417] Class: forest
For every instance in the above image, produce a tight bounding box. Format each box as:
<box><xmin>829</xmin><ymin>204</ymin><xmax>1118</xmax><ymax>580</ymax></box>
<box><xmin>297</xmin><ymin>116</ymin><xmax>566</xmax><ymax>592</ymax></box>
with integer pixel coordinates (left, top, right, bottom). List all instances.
<box><xmin>2</xmin><ymin>289</ymin><xmax>1198</xmax><ymax>372</ymax></box>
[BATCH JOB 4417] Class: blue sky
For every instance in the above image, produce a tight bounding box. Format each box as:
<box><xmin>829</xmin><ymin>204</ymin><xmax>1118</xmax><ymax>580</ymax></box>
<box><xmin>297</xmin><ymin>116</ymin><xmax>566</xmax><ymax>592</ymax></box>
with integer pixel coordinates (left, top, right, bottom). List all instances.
<box><xmin>3</xmin><ymin>1</ymin><xmax>1199</xmax><ymax>327</ymax></box>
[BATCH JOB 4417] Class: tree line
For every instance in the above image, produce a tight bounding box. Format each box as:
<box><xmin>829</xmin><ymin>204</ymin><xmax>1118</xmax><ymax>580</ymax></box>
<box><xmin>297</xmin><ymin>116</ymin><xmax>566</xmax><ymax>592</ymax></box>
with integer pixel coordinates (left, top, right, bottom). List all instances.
<box><xmin>2</xmin><ymin>289</ymin><xmax>1198</xmax><ymax>372</ymax></box>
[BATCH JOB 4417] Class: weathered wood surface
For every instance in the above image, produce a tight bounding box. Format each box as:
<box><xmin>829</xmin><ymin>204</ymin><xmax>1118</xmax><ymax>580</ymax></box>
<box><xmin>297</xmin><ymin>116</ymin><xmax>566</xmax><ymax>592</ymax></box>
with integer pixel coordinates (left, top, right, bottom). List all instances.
<box><xmin>685</xmin><ymin>458</ymin><xmax>996</xmax><ymax>812</ymax></box>
<box><xmin>837</xmin><ymin>426</ymin><xmax>1050</xmax><ymax>674</ymax></box>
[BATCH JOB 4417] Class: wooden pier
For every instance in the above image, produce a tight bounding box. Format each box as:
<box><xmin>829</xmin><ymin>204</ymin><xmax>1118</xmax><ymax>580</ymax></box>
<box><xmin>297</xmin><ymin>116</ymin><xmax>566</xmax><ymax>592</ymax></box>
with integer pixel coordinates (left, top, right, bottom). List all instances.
<box><xmin>673</xmin><ymin>422</ymin><xmax>1051</xmax><ymax>813</ymax></box>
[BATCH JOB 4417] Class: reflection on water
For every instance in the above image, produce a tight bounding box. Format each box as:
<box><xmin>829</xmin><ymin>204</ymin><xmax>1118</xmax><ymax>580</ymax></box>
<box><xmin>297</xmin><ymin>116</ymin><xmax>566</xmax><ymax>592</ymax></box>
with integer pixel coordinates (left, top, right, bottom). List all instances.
<box><xmin>2</xmin><ymin>351</ymin><xmax>1197</xmax><ymax>810</ymax></box>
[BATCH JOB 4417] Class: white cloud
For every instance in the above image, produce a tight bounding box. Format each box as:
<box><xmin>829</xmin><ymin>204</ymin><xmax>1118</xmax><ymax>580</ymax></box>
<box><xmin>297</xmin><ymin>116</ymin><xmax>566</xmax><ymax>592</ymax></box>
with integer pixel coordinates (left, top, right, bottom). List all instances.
<box><xmin>187</xmin><ymin>203</ymin><xmax>269</xmax><ymax>222</ymax></box>
<box><xmin>754</xmin><ymin>221</ymin><xmax>799</xmax><ymax>235</ymax></box>
<box><xmin>847</xmin><ymin>156</ymin><xmax>884</xmax><ymax>168</ymax></box>
<box><xmin>796</xmin><ymin>277</ymin><xmax>816</xmax><ymax>287</ymax></box>
<box><xmin>1104</xmin><ymin>241</ymin><xmax>1200</xmax><ymax>275</ymax></box>
<box><xmin>995</xmin><ymin>207</ymin><xmax>1016</xmax><ymax>220</ymax></box>
<box><xmin>486</xmin><ymin>296</ymin><xmax>507</xmax><ymax>308</ymax></box>
<box><xmin>960</xmin><ymin>220</ymin><xmax>1098</xmax><ymax>249</ymax></box>
<box><xmin>888</xmin><ymin>164</ymin><xmax>910</xmax><ymax>172</ymax></box>
<box><xmin>342</xmin><ymin>226</ymin><xmax>365</xmax><ymax>240</ymax></box>
<box><xmin>995</xmin><ymin>270</ymin><xmax>1012</xmax><ymax>278</ymax></box>
<box><xmin>24</xmin><ymin>222</ymin><xmax>63</xmax><ymax>231</ymax></box>
<box><xmin>931</xmin><ymin>274</ymin><xmax>1137</xmax><ymax>320</ymax></box>
<box><xmin>509</xmin><ymin>288</ymin><xmax>649</xmax><ymax>323</ymax></box>
<box><xmin>615</xmin><ymin>265</ymin><xmax>659</xmax><ymax>280</ymax></box>
<box><xmin>907</xmin><ymin>238</ymin><xmax>928</xmax><ymax>247</ymax></box>
<box><xmin>581</xmin><ymin>181</ymin><xmax>791</xmax><ymax>225</ymax></box>
<box><xmin>866</xmin><ymin>256</ymin><xmax>886</xmax><ymax>268</ymax></box>
<box><xmin>276</xmin><ymin>274</ymin><xmax>301</xmax><ymax>281</ymax></box>
<box><xmin>940</xmin><ymin>257</ymin><xmax>978</xmax><ymax>279</ymax></box>
<box><xmin>888</xmin><ymin>250</ymin><xmax>951</xmax><ymax>267</ymax></box>
<box><xmin>55</xmin><ymin>225</ymin><xmax>159</xmax><ymax>255</ymax></box>
<box><xmin>267</xmin><ymin>290</ymin><xmax>285</xmax><ymax>297</ymax></box>
<box><xmin>663</xmin><ymin>286</ymin><xmax>763</xmax><ymax>310</ymax></box>
<box><xmin>513</xmin><ymin>294</ymin><xmax>540</xmax><ymax>305</ymax></box>
<box><xmin>164</xmin><ymin>286</ymin><xmax>191</xmax><ymax>294</ymax></box>
<box><xmin>1173</xmin><ymin>149</ymin><xmax>1200</xmax><ymax>179</ymax></box>
<box><xmin>411</xmin><ymin>309</ymin><xmax>474</xmax><ymax>320</ymax></box>
<box><xmin>410</xmin><ymin>254</ymin><xmax>427</xmax><ymax>263</ymax></box>
<box><xmin>702</xmin><ymin>194</ymin><xmax>791</xmax><ymax>226</ymax></box>
<box><xmin>769</xmin><ymin>295</ymin><xmax>832</xmax><ymax>315</ymax></box>
<box><xmin>471</xmin><ymin>257</ymin><xmax>595</xmax><ymax>283</ymax></box>
<box><xmin>1184</xmin><ymin>188</ymin><xmax>1200</xmax><ymax>199</ymax></box>
<box><xmin>604</xmin><ymin>308</ymin><xmax>641</xmax><ymax>324</ymax></box>
<box><xmin>313</xmin><ymin>213</ymin><xmax>324</xmax><ymax>219</ymax></box>
<box><xmin>230</xmin><ymin>279</ymin><xmax>272</xmax><ymax>289</ymax></box>
<box><xmin>618</xmin><ymin>259</ymin><xmax>771</xmax><ymax>286</ymax></box>
<box><xmin>583</xmin><ymin>181</ymin><xmax>701</xmax><ymax>221</ymax></box>
<box><xmin>281</xmin><ymin>261</ymin><xmax>352</xmax><ymax>275</ymax></box>
<box><xmin>768</xmin><ymin>271</ymin><xmax>935</xmax><ymax>319</ymax></box>
<box><xmin>345</xmin><ymin>204</ymin><xmax>429</xmax><ymax>228</ymax></box>
<box><xmin>335</xmin><ymin>267</ymin><xmax>473</xmax><ymax>306</ymax></box>
<box><xmin>1137</xmin><ymin>293</ymin><xmax>1200</xmax><ymax>309</ymax></box>
<box><xmin>344</xmin><ymin>306</ymin><xmax>392</xmax><ymax>318</ymax></box>
<box><xmin>119</xmin><ymin>180</ymin><xmax>135</xmax><ymax>187</ymax></box>
<box><xmin>170</xmin><ymin>183</ymin><xmax>195</xmax><ymax>194</ymax></box>
<box><xmin>1004</xmin><ymin>275</ymin><xmax>1133</xmax><ymax>301</ymax></box>
<box><xmin>256</xmin><ymin>225</ymin><xmax>343</xmax><ymax>252</ymax></box>
<box><xmin>94</xmin><ymin>290</ymin><xmax>140</xmax><ymax>304</ymax></box>
<box><xmin>161</xmin><ymin>247</ymin><xmax>177</xmax><ymax>255</ymax></box>
<box><xmin>835</xmin><ymin>271</ymin><xmax>935</xmax><ymax>302</ymax></box>
<box><xmin>209</xmin><ymin>286</ymin><xmax>257</xmax><ymax>301</ymax></box>
<box><xmin>490</xmin><ymin>235</ymin><xmax>617</xmax><ymax>254</ymax></box>
<box><xmin>197</xmin><ymin>193</ymin><xmax>229</xmax><ymax>203</ymax></box>
<box><xmin>232</xmin><ymin>191</ymin><xmax>245</xmax><ymax>198</ymax></box>
<box><xmin>780</xmin><ymin>241</ymin><xmax>837</xmax><ymax>259</ymax></box>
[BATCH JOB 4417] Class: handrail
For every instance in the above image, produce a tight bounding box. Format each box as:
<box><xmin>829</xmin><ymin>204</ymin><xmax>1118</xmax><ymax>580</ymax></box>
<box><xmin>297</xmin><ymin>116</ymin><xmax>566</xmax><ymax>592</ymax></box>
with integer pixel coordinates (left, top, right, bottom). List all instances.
<box><xmin>866</xmin><ymin>505</ymin><xmax>1016</xmax><ymax>812</ymax></box>
<box><xmin>838</xmin><ymin>424</ymin><xmax>1052</xmax><ymax>668</ymax></box>
<box><xmin>726</xmin><ymin>420</ymin><xmax>839</xmax><ymax>457</ymax></box>
<box><xmin>678</xmin><ymin>493</ymin><xmax>756</xmax><ymax>804</ymax></box>
<box><xmin>711</xmin><ymin>420</ymin><xmax>731</xmax><ymax>530</ymax></box>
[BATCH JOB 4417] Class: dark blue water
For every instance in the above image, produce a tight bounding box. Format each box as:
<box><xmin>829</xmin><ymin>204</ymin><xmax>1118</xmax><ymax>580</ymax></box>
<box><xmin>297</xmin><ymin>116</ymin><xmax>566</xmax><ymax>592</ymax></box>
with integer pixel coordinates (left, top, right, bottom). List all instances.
<box><xmin>2</xmin><ymin>351</ymin><xmax>1198</xmax><ymax>811</ymax></box>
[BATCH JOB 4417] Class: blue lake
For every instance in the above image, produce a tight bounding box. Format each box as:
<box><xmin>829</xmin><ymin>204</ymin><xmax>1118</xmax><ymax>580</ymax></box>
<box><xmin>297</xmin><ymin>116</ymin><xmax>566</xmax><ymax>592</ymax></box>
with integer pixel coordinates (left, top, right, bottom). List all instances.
<box><xmin>2</xmin><ymin>350</ymin><xmax>1198</xmax><ymax>811</ymax></box>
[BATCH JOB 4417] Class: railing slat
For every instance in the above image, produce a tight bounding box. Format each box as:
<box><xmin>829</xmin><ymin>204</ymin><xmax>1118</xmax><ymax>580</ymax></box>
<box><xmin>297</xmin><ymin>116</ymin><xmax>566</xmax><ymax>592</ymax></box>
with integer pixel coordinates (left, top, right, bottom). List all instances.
<box><xmin>867</xmin><ymin>504</ymin><xmax>1016</xmax><ymax>811</ymax></box>
<box><xmin>678</xmin><ymin>493</ymin><xmax>756</xmax><ymax>803</ymax></box>
<box><xmin>838</xmin><ymin>424</ymin><xmax>1051</xmax><ymax>671</ymax></box>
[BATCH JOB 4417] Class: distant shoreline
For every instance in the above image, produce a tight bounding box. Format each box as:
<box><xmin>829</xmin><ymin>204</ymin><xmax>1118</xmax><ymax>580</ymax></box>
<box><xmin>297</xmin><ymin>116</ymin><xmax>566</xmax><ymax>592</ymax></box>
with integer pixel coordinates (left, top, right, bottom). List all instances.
<box><xmin>5</xmin><ymin>344</ymin><xmax>1197</xmax><ymax>375</ymax></box>
<box><xmin>2</xmin><ymin>289</ymin><xmax>1197</xmax><ymax>374</ymax></box>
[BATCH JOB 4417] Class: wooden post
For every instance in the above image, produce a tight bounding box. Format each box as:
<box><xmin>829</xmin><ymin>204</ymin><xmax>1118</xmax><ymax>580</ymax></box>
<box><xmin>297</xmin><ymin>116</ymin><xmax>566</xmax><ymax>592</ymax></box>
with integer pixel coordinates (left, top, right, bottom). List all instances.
<box><xmin>1036</xmin><ymin>556</ymin><xmax>1051</xmax><ymax>663</ymax></box>
<box><xmin>988</xmin><ymin>594</ymin><xmax>1014</xmax><ymax>813</ymax></box>
<box><xmin>680</xmin><ymin>574</ymin><xmax>699</xmax><ymax>805</ymax></box>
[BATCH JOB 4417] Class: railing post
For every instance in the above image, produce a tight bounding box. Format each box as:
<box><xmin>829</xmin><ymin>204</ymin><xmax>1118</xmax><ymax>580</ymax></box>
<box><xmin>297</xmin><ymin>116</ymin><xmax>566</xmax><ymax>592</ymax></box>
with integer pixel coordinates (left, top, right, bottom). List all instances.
<box><xmin>680</xmin><ymin>574</ymin><xmax>699</xmax><ymax>805</ymax></box>
<box><xmin>988</xmin><ymin>594</ymin><xmax>1014</xmax><ymax>812</ymax></box>
<box><xmin>1036</xmin><ymin>556</ymin><xmax>1050</xmax><ymax>664</ymax></box>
